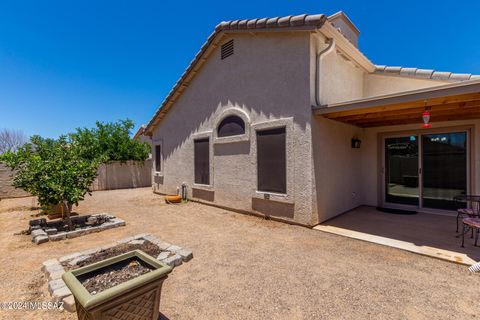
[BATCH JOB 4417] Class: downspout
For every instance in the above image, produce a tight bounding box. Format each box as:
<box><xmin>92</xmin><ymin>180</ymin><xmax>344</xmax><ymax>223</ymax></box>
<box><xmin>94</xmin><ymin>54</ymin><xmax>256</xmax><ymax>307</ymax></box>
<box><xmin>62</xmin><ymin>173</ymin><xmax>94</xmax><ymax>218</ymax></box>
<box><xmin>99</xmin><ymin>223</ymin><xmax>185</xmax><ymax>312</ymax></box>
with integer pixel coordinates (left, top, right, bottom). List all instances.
<box><xmin>315</xmin><ymin>37</ymin><xmax>336</xmax><ymax>107</ymax></box>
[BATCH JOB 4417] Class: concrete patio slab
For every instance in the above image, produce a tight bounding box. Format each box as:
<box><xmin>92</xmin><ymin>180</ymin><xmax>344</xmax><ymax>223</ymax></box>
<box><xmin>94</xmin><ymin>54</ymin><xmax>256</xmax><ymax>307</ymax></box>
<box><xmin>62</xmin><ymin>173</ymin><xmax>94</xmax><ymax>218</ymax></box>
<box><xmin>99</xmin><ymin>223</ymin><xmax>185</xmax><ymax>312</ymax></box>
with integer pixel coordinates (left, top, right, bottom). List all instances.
<box><xmin>314</xmin><ymin>206</ymin><xmax>480</xmax><ymax>266</ymax></box>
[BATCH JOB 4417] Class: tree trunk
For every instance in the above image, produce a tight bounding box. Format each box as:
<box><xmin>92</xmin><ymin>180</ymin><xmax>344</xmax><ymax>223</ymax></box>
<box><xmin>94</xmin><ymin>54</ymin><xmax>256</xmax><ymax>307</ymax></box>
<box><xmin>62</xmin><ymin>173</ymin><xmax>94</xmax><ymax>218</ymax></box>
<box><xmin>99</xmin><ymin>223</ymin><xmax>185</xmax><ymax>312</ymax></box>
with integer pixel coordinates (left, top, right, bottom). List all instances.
<box><xmin>63</xmin><ymin>200</ymin><xmax>74</xmax><ymax>231</ymax></box>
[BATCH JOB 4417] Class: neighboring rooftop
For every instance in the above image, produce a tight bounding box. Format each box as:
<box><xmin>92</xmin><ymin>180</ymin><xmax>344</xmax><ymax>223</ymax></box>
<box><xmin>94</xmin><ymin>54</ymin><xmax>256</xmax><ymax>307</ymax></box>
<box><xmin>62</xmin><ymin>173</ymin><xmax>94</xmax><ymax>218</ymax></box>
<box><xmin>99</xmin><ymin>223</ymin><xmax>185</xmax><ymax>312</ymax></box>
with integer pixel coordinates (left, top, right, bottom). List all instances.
<box><xmin>374</xmin><ymin>65</ymin><xmax>480</xmax><ymax>82</ymax></box>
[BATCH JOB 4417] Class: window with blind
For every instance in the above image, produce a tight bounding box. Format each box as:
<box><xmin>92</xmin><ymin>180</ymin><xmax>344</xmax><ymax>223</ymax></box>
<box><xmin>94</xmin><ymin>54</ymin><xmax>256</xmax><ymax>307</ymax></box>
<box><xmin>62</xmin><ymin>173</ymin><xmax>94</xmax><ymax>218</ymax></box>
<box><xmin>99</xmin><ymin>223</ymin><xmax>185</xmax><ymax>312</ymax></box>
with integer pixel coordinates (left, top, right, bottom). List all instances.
<box><xmin>256</xmin><ymin>128</ymin><xmax>286</xmax><ymax>193</ymax></box>
<box><xmin>194</xmin><ymin>138</ymin><xmax>210</xmax><ymax>185</ymax></box>
<box><xmin>154</xmin><ymin>145</ymin><xmax>161</xmax><ymax>172</ymax></box>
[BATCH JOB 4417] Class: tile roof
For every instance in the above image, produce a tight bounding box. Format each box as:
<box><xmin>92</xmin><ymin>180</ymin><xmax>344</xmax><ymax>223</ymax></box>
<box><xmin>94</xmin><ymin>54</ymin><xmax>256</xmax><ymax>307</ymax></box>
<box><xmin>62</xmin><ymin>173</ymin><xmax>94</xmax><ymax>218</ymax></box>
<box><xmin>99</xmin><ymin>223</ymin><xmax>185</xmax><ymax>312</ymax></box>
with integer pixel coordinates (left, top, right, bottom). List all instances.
<box><xmin>215</xmin><ymin>14</ymin><xmax>327</xmax><ymax>31</ymax></box>
<box><xmin>144</xmin><ymin>13</ymin><xmax>328</xmax><ymax>134</ymax></box>
<box><xmin>374</xmin><ymin>65</ymin><xmax>480</xmax><ymax>82</ymax></box>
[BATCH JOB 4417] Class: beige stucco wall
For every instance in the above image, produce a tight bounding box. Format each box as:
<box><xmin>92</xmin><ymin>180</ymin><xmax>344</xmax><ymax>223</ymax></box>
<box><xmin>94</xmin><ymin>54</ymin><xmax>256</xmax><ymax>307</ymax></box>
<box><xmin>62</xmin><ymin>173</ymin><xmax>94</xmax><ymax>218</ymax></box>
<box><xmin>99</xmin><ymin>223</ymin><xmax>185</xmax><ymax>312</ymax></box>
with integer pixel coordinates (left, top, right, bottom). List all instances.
<box><xmin>311</xmin><ymin>34</ymin><xmax>365</xmax><ymax>106</ymax></box>
<box><xmin>151</xmin><ymin>32</ymin><xmax>316</xmax><ymax>225</ymax></box>
<box><xmin>311</xmin><ymin>117</ymin><xmax>364</xmax><ymax>223</ymax></box>
<box><xmin>92</xmin><ymin>160</ymin><xmax>152</xmax><ymax>191</ymax></box>
<box><xmin>149</xmin><ymin>29</ymin><xmax>475</xmax><ymax>225</ymax></box>
<box><xmin>363</xmin><ymin>74</ymin><xmax>449</xmax><ymax>98</ymax></box>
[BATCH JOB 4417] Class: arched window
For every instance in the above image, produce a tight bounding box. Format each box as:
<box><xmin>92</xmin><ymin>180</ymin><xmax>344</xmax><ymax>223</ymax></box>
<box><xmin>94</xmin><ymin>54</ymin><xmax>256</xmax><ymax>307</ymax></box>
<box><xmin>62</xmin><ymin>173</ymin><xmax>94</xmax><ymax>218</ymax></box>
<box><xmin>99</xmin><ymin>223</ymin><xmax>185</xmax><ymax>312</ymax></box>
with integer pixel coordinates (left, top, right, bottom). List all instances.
<box><xmin>217</xmin><ymin>115</ymin><xmax>245</xmax><ymax>137</ymax></box>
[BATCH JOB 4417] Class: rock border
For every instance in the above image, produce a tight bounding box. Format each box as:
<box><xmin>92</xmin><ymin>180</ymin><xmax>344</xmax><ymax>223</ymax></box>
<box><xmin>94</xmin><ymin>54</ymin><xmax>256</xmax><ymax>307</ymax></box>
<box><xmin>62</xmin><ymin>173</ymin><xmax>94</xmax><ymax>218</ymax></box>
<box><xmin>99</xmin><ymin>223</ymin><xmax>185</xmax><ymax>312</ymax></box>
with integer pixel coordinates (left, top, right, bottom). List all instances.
<box><xmin>32</xmin><ymin>215</ymin><xmax>126</xmax><ymax>245</ymax></box>
<box><xmin>41</xmin><ymin>233</ymin><xmax>193</xmax><ymax>312</ymax></box>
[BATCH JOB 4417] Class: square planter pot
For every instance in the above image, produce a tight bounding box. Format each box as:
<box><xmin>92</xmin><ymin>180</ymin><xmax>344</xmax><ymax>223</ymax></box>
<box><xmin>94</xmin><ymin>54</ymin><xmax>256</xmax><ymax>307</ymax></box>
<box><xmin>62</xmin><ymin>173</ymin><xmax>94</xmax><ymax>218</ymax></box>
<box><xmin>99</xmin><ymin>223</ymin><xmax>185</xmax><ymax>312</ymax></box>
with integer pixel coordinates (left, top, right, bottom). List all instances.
<box><xmin>63</xmin><ymin>250</ymin><xmax>172</xmax><ymax>320</ymax></box>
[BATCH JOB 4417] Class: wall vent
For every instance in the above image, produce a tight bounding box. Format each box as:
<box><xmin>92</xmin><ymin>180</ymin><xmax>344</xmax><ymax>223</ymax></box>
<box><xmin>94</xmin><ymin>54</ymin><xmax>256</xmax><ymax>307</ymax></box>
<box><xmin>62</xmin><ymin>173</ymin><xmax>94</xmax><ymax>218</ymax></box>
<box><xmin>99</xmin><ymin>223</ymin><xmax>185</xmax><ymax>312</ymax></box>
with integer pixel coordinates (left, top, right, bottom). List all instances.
<box><xmin>221</xmin><ymin>40</ymin><xmax>234</xmax><ymax>60</ymax></box>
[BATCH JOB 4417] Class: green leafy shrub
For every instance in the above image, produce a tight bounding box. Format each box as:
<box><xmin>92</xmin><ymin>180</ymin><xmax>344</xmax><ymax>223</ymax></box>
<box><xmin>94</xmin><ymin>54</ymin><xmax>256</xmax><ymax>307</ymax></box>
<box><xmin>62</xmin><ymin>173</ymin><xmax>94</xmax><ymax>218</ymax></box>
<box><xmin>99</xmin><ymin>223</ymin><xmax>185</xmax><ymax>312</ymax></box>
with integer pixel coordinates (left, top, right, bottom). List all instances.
<box><xmin>0</xmin><ymin>135</ymin><xmax>103</xmax><ymax>228</ymax></box>
<box><xmin>70</xmin><ymin>119</ymin><xmax>150</xmax><ymax>162</ymax></box>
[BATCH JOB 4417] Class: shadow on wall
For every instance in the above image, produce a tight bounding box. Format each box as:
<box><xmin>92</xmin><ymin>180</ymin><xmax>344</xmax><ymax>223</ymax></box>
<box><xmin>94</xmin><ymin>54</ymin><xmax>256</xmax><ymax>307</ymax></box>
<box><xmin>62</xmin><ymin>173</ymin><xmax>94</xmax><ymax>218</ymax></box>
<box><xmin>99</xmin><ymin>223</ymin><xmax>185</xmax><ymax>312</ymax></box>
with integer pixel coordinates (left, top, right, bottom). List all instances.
<box><xmin>151</xmin><ymin>33</ymin><xmax>314</xmax><ymax>222</ymax></box>
<box><xmin>157</xmin><ymin>33</ymin><xmax>312</xmax><ymax>163</ymax></box>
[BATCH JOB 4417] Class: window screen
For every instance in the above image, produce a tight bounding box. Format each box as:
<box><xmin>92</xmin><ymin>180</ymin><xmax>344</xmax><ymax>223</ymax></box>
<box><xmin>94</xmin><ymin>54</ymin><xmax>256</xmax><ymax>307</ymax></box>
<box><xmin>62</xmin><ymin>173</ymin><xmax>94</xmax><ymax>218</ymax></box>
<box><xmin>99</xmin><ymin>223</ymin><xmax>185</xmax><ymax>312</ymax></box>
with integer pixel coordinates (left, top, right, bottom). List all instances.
<box><xmin>257</xmin><ymin>127</ymin><xmax>286</xmax><ymax>193</ymax></box>
<box><xmin>194</xmin><ymin>138</ymin><xmax>210</xmax><ymax>185</ymax></box>
<box><xmin>217</xmin><ymin>115</ymin><xmax>245</xmax><ymax>137</ymax></box>
<box><xmin>155</xmin><ymin>145</ymin><xmax>161</xmax><ymax>172</ymax></box>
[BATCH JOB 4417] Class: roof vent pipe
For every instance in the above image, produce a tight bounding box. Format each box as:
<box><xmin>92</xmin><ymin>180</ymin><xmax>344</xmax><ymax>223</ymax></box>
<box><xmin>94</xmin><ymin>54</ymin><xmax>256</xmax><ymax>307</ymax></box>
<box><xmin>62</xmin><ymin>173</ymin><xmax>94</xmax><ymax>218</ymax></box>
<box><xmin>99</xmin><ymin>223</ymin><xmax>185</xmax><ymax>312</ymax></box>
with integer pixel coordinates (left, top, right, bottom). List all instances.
<box><xmin>315</xmin><ymin>37</ymin><xmax>336</xmax><ymax>107</ymax></box>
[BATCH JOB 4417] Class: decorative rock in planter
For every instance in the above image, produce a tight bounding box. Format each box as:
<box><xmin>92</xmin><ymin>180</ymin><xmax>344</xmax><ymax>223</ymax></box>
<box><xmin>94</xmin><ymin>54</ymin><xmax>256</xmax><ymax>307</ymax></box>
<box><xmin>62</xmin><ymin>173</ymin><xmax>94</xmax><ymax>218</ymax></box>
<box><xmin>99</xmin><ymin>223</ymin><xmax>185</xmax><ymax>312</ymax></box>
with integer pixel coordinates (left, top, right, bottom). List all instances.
<box><xmin>63</xmin><ymin>250</ymin><xmax>172</xmax><ymax>320</ymax></box>
<box><xmin>28</xmin><ymin>214</ymin><xmax>126</xmax><ymax>244</ymax></box>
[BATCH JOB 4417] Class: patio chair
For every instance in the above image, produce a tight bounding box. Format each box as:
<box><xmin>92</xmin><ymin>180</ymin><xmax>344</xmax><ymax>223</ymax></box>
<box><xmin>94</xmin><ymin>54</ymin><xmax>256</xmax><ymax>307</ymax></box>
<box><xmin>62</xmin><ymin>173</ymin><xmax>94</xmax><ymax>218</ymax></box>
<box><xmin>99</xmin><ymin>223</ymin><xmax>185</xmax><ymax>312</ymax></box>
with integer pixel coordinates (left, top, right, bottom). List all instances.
<box><xmin>461</xmin><ymin>217</ymin><xmax>480</xmax><ymax>248</ymax></box>
<box><xmin>456</xmin><ymin>197</ymin><xmax>480</xmax><ymax>233</ymax></box>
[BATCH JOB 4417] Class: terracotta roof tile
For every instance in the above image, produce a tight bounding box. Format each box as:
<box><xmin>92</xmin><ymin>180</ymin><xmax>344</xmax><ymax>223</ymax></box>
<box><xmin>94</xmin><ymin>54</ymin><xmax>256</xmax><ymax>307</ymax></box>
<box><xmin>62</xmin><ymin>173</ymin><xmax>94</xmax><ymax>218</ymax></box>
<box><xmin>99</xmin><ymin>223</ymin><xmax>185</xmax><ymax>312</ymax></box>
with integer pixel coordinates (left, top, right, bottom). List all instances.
<box><xmin>374</xmin><ymin>65</ymin><xmax>478</xmax><ymax>82</ymax></box>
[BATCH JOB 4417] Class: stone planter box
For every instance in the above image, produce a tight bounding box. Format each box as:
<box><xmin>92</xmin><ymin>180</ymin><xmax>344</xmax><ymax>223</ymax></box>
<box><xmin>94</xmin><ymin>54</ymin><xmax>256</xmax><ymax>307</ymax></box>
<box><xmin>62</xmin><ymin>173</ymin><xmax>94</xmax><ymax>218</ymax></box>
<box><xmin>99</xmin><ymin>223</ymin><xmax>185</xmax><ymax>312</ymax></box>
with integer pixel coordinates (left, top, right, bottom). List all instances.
<box><xmin>62</xmin><ymin>250</ymin><xmax>172</xmax><ymax>320</ymax></box>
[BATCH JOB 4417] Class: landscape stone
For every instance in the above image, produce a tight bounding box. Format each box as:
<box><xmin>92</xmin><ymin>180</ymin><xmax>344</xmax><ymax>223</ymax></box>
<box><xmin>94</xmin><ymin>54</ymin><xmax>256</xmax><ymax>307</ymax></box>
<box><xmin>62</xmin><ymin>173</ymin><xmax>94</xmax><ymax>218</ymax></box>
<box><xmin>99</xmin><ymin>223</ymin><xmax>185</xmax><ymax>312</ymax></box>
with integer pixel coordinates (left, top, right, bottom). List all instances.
<box><xmin>133</xmin><ymin>233</ymin><xmax>149</xmax><ymax>239</ymax></box>
<box><xmin>62</xmin><ymin>295</ymin><xmax>76</xmax><ymax>312</ymax></box>
<box><xmin>99</xmin><ymin>223</ymin><xmax>115</xmax><ymax>230</ymax></box>
<box><xmin>41</xmin><ymin>259</ymin><xmax>60</xmax><ymax>272</ymax></box>
<box><xmin>48</xmin><ymin>279</ymin><xmax>66</xmax><ymax>294</ymax></box>
<box><xmin>100</xmin><ymin>243</ymin><xmax>117</xmax><ymax>251</ymax></box>
<box><xmin>48</xmin><ymin>270</ymin><xmax>65</xmax><ymax>281</ymax></box>
<box><xmin>34</xmin><ymin>235</ymin><xmax>49</xmax><ymax>244</ymax></box>
<box><xmin>176</xmin><ymin>249</ymin><xmax>193</xmax><ymax>262</ymax></box>
<box><xmin>143</xmin><ymin>235</ymin><xmax>157</xmax><ymax>242</ymax></box>
<box><xmin>129</xmin><ymin>239</ymin><xmax>145</xmax><ymax>245</ymax></box>
<box><xmin>49</xmin><ymin>232</ymin><xmax>67</xmax><ymax>241</ymax></box>
<box><xmin>117</xmin><ymin>236</ymin><xmax>135</xmax><ymax>244</ymax></box>
<box><xmin>157</xmin><ymin>251</ymin><xmax>170</xmax><ymax>260</ymax></box>
<box><xmin>68</xmin><ymin>255</ymin><xmax>89</xmax><ymax>267</ymax></box>
<box><xmin>52</xmin><ymin>286</ymin><xmax>72</xmax><ymax>303</ymax></box>
<box><xmin>66</xmin><ymin>230</ymin><xmax>84</xmax><ymax>239</ymax></box>
<box><xmin>80</xmin><ymin>247</ymin><xmax>101</xmax><ymax>256</ymax></box>
<box><xmin>31</xmin><ymin>229</ymin><xmax>47</xmax><ymax>238</ymax></box>
<box><xmin>162</xmin><ymin>254</ymin><xmax>183</xmax><ymax>267</ymax></box>
<box><xmin>87</xmin><ymin>226</ymin><xmax>101</xmax><ymax>233</ymax></box>
<box><xmin>44</xmin><ymin>263</ymin><xmax>64</xmax><ymax>276</ymax></box>
<box><xmin>166</xmin><ymin>245</ymin><xmax>182</xmax><ymax>253</ymax></box>
<box><xmin>157</xmin><ymin>241</ymin><xmax>172</xmax><ymax>250</ymax></box>
<box><xmin>59</xmin><ymin>252</ymin><xmax>82</xmax><ymax>263</ymax></box>
<box><xmin>45</xmin><ymin>228</ymin><xmax>57</xmax><ymax>235</ymax></box>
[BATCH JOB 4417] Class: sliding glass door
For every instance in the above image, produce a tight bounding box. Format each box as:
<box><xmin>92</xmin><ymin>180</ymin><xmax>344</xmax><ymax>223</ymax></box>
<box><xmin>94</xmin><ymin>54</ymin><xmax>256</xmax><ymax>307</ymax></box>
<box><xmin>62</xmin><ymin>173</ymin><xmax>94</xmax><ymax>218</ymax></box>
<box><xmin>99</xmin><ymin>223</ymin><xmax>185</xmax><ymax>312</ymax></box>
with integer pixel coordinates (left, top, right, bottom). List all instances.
<box><xmin>385</xmin><ymin>136</ymin><xmax>419</xmax><ymax>206</ymax></box>
<box><xmin>421</xmin><ymin>132</ymin><xmax>467</xmax><ymax>210</ymax></box>
<box><xmin>384</xmin><ymin>130</ymin><xmax>468</xmax><ymax>211</ymax></box>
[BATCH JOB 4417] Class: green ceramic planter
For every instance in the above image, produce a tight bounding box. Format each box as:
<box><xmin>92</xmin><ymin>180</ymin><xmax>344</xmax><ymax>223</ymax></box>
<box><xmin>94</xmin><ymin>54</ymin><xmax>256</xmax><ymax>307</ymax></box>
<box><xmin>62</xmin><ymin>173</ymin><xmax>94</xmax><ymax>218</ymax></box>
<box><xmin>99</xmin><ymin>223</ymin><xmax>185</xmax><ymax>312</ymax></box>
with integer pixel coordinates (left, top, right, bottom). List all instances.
<box><xmin>63</xmin><ymin>250</ymin><xmax>172</xmax><ymax>320</ymax></box>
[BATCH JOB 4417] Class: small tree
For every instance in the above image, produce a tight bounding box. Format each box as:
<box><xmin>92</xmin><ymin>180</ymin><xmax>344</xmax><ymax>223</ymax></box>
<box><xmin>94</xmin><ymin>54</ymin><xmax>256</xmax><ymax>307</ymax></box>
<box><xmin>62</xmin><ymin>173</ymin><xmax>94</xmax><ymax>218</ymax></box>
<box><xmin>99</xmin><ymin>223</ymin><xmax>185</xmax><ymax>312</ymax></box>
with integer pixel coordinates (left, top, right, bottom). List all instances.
<box><xmin>0</xmin><ymin>135</ymin><xmax>103</xmax><ymax>229</ymax></box>
<box><xmin>0</xmin><ymin>128</ymin><xmax>27</xmax><ymax>154</ymax></box>
<box><xmin>70</xmin><ymin>119</ymin><xmax>150</xmax><ymax>162</ymax></box>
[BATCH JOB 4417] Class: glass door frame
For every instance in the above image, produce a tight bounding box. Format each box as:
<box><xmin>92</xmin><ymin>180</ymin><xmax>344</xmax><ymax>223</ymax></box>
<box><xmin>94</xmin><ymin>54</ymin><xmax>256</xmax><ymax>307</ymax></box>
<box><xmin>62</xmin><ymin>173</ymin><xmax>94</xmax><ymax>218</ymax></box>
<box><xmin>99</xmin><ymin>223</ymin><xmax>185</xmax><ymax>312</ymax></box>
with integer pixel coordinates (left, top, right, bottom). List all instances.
<box><xmin>380</xmin><ymin>126</ymin><xmax>472</xmax><ymax>213</ymax></box>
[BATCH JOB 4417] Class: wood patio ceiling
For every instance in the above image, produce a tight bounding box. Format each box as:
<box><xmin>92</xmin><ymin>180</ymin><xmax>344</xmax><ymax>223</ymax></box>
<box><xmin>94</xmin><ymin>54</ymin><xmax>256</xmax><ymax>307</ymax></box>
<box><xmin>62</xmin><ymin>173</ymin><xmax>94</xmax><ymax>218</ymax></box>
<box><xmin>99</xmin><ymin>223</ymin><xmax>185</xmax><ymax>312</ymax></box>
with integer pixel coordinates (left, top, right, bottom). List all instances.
<box><xmin>313</xmin><ymin>80</ymin><xmax>480</xmax><ymax>128</ymax></box>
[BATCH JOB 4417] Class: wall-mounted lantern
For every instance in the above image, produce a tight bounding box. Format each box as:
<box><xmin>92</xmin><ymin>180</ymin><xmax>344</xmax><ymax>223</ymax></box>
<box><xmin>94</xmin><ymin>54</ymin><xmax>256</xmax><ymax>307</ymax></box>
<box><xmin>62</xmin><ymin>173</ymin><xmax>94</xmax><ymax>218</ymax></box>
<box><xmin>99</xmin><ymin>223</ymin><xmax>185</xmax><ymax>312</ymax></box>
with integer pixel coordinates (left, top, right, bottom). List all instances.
<box><xmin>351</xmin><ymin>137</ymin><xmax>361</xmax><ymax>149</ymax></box>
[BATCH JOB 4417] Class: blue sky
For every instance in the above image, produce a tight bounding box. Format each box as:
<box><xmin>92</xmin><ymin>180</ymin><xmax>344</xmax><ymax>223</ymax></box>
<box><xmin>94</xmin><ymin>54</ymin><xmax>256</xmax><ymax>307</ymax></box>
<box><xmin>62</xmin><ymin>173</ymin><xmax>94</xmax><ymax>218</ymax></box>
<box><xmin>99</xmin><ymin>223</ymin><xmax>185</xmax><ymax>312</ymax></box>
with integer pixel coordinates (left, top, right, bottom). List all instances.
<box><xmin>0</xmin><ymin>0</ymin><xmax>479</xmax><ymax>138</ymax></box>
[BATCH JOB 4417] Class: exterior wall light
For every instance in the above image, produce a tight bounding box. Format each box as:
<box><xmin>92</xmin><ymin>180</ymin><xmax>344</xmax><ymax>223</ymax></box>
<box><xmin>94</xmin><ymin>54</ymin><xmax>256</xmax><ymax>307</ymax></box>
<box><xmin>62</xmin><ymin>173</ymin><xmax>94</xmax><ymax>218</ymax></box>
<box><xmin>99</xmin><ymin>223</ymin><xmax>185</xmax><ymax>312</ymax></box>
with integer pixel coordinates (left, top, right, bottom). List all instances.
<box><xmin>351</xmin><ymin>137</ymin><xmax>361</xmax><ymax>148</ymax></box>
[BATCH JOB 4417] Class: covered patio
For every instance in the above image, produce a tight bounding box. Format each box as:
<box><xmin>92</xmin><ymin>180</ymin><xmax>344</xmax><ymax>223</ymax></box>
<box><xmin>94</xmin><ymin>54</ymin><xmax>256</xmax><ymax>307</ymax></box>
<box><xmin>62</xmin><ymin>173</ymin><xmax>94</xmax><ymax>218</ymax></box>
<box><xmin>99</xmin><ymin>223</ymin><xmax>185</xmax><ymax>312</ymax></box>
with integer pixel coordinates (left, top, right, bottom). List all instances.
<box><xmin>314</xmin><ymin>206</ymin><xmax>480</xmax><ymax>265</ymax></box>
<box><xmin>313</xmin><ymin>79</ymin><xmax>480</xmax><ymax>265</ymax></box>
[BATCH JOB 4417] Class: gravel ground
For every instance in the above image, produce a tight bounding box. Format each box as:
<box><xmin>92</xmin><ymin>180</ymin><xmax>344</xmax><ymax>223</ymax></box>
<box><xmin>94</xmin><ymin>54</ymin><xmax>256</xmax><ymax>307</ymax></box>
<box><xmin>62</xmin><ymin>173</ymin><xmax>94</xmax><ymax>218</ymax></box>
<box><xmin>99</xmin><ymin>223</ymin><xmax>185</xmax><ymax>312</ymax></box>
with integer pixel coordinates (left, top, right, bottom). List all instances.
<box><xmin>0</xmin><ymin>188</ymin><xmax>479</xmax><ymax>320</ymax></box>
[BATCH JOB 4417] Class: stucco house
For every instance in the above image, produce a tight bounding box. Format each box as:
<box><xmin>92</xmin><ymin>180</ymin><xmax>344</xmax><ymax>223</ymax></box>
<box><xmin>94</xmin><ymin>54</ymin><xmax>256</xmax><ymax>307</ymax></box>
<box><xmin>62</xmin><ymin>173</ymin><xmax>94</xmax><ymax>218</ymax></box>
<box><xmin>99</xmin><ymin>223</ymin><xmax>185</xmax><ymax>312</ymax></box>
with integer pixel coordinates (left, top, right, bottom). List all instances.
<box><xmin>142</xmin><ymin>11</ymin><xmax>480</xmax><ymax>227</ymax></box>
